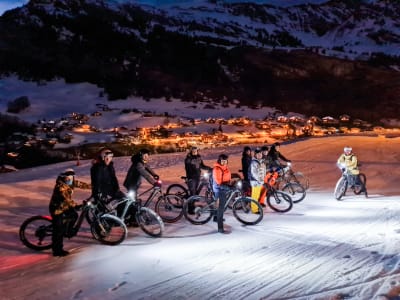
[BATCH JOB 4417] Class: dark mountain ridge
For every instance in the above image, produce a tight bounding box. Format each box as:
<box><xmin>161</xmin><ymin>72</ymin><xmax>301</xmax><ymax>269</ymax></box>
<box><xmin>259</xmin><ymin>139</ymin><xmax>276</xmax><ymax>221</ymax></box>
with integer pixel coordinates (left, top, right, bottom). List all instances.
<box><xmin>0</xmin><ymin>0</ymin><xmax>399</xmax><ymax>122</ymax></box>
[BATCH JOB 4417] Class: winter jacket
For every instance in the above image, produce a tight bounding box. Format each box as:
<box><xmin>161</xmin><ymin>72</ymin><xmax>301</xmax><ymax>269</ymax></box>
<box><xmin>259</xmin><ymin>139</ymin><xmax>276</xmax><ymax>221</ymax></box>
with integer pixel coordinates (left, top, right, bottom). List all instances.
<box><xmin>123</xmin><ymin>154</ymin><xmax>158</xmax><ymax>191</ymax></box>
<box><xmin>241</xmin><ymin>153</ymin><xmax>252</xmax><ymax>182</ymax></box>
<box><xmin>249</xmin><ymin>158</ymin><xmax>267</xmax><ymax>187</ymax></box>
<box><xmin>212</xmin><ymin>162</ymin><xmax>231</xmax><ymax>187</ymax></box>
<box><xmin>337</xmin><ymin>153</ymin><xmax>360</xmax><ymax>175</ymax></box>
<box><xmin>212</xmin><ymin>162</ymin><xmax>232</xmax><ymax>200</ymax></box>
<box><xmin>90</xmin><ymin>160</ymin><xmax>120</xmax><ymax>199</ymax></box>
<box><xmin>49</xmin><ymin>176</ymin><xmax>90</xmax><ymax>215</ymax></box>
<box><xmin>266</xmin><ymin>146</ymin><xmax>290</xmax><ymax>168</ymax></box>
<box><xmin>184</xmin><ymin>153</ymin><xmax>210</xmax><ymax>179</ymax></box>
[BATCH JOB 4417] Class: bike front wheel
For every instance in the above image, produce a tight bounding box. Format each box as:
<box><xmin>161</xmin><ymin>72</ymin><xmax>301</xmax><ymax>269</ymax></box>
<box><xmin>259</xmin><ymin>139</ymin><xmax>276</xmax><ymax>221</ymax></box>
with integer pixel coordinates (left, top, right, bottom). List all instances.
<box><xmin>267</xmin><ymin>191</ymin><xmax>293</xmax><ymax>213</ymax></box>
<box><xmin>90</xmin><ymin>214</ymin><xmax>127</xmax><ymax>245</ymax></box>
<box><xmin>155</xmin><ymin>194</ymin><xmax>184</xmax><ymax>223</ymax></box>
<box><xmin>232</xmin><ymin>197</ymin><xmax>263</xmax><ymax>225</ymax></box>
<box><xmin>136</xmin><ymin>207</ymin><xmax>164</xmax><ymax>237</ymax></box>
<box><xmin>334</xmin><ymin>177</ymin><xmax>347</xmax><ymax>200</ymax></box>
<box><xmin>183</xmin><ymin>195</ymin><xmax>214</xmax><ymax>225</ymax></box>
<box><xmin>281</xmin><ymin>182</ymin><xmax>306</xmax><ymax>203</ymax></box>
<box><xmin>19</xmin><ymin>215</ymin><xmax>53</xmax><ymax>251</ymax></box>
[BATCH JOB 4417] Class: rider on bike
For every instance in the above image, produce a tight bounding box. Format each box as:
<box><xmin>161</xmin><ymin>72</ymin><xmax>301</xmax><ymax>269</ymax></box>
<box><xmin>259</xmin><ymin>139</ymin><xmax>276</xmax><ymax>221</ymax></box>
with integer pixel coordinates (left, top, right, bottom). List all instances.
<box><xmin>49</xmin><ymin>168</ymin><xmax>90</xmax><ymax>257</ymax></box>
<box><xmin>90</xmin><ymin>148</ymin><xmax>123</xmax><ymax>203</ymax></box>
<box><xmin>123</xmin><ymin>148</ymin><xmax>160</xmax><ymax>196</ymax></box>
<box><xmin>337</xmin><ymin>146</ymin><xmax>364</xmax><ymax>191</ymax></box>
<box><xmin>249</xmin><ymin>148</ymin><xmax>267</xmax><ymax>211</ymax></box>
<box><xmin>185</xmin><ymin>146</ymin><xmax>212</xmax><ymax>214</ymax></box>
<box><xmin>266</xmin><ymin>142</ymin><xmax>291</xmax><ymax>170</ymax></box>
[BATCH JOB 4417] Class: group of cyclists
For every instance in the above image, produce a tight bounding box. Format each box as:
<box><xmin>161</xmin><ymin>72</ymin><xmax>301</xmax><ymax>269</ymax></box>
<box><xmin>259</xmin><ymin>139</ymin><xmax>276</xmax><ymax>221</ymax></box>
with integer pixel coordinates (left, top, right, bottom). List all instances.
<box><xmin>49</xmin><ymin>147</ymin><xmax>157</xmax><ymax>256</ymax></box>
<box><xmin>48</xmin><ymin>142</ymin><xmax>365</xmax><ymax>255</ymax></box>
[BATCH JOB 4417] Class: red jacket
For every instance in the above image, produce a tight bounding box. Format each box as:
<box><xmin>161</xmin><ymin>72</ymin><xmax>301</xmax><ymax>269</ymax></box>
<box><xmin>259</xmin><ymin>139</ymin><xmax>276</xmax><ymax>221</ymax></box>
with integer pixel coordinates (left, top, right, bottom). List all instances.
<box><xmin>212</xmin><ymin>162</ymin><xmax>231</xmax><ymax>186</ymax></box>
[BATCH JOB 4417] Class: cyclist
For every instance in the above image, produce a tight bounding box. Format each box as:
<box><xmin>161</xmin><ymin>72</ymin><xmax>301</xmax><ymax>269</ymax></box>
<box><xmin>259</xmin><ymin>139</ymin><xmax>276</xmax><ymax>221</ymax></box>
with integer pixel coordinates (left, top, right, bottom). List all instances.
<box><xmin>49</xmin><ymin>168</ymin><xmax>90</xmax><ymax>257</ymax></box>
<box><xmin>123</xmin><ymin>148</ymin><xmax>160</xmax><ymax>195</ymax></box>
<box><xmin>337</xmin><ymin>146</ymin><xmax>365</xmax><ymax>192</ymax></box>
<box><xmin>249</xmin><ymin>148</ymin><xmax>266</xmax><ymax>212</ymax></box>
<box><xmin>241</xmin><ymin>146</ymin><xmax>252</xmax><ymax>183</ymax></box>
<box><xmin>266</xmin><ymin>142</ymin><xmax>291</xmax><ymax>169</ymax></box>
<box><xmin>185</xmin><ymin>146</ymin><xmax>212</xmax><ymax>214</ymax></box>
<box><xmin>90</xmin><ymin>148</ymin><xmax>122</xmax><ymax>203</ymax></box>
<box><xmin>212</xmin><ymin>154</ymin><xmax>232</xmax><ymax>233</ymax></box>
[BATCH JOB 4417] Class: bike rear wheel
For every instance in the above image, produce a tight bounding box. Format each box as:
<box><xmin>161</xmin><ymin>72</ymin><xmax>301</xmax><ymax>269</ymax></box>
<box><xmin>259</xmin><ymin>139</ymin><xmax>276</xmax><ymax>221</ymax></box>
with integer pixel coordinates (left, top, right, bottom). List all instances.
<box><xmin>353</xmin><ymin>173</ymin><xmax>367</xmax><ymax>195</ymax></box>
<box><xmin>291</xmin><ymin>172</ymin><xmax>309</xmax><ymax>190</ymax></box>
<box><xmin>281</xmin><ymin>182</ymin><xmax>306</xmax><ymax>203</ymax></box>
<box><xmin>334</xmin><ymin>177</ymin><xmax>347</xmax><ymax>200</ymax></box>
<box><xmin>155</xmin><ymin>194</ymin><xmax>184</xmax><ymax>223</ymax></box>
<box><xmin>90</xmin><ymin>214</ymin><xmax>127</xmax><ymax>245</ymax></box>
<box><xmin>267</xmin><ymin>191</ymin><xmax>293</xmax><ymax>213</ymax></box>
<box><xmin>166</xmin><ymin>184</ymin><xmax>189</xmax><ymax>199</ymax></box>
<box><xmin>137</xmin><ymin>207</ymin><xmax>164</xmax><ymax>237</ymax></box>
<box><xmin>19</xmin><ymin>215</ymin><xmax>53</xmax><ymax>250</ymax></box>
<box><xmin>183</xmin><ymin>195</ymin><xmax>214</xmax><ymax>225</ymax></box>
<box><xmin>232</xmin><ymin>197</ymin><xmax>263</xmax><ymax>225</ymax></box>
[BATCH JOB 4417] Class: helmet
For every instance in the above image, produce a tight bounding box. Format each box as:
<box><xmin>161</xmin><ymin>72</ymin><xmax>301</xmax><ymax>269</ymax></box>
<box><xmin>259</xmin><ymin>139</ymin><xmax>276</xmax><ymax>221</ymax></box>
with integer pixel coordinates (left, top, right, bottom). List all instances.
<box><xmin>61</xmin><ymin>168</ymin><xmax>75</xmax><ymax>176</ymax></box>
<box><xmin>191</xmin><ymin>146</ymin><xmax>198</xmax><ymax>151</ymax></box>
<box><xmin>217</xmin><ymin>154</ymin><xmax>229</xmax><ymax>163</ymax></box>
<box><xmin>344</xmin><ymin>146</ymin><xmax>352</xmax><ymax>153</ymax></box>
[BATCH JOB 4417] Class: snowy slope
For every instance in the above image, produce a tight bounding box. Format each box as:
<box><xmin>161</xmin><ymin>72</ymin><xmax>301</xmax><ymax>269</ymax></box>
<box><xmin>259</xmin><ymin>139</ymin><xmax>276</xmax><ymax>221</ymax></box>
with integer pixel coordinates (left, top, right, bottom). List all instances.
<box><xmin>1</xmin><ymin>135</ymin><xmax>400</xmax><ymax>299</ymax></box>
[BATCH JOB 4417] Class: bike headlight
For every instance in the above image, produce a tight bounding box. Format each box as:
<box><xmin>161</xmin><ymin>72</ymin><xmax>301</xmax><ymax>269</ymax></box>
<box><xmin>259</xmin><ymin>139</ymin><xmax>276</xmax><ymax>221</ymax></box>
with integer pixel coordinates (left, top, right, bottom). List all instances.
<box><xmin>236</xmin><ymin>180</ymin><xmax>242</xmax><ymax>189</ymax></box>
<box><xmin>128</xmin><ymin>190</ymin><xmax>136</xmax><ymax>200</ymax></box>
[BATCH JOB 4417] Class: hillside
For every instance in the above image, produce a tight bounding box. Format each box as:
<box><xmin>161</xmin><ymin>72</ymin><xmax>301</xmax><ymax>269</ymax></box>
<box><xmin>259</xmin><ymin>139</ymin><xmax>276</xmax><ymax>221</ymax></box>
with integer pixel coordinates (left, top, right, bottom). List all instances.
<box><xmin>0</xmin><ymin>0</ymin><xmax>400</xmax><ymax>121</ymax></box>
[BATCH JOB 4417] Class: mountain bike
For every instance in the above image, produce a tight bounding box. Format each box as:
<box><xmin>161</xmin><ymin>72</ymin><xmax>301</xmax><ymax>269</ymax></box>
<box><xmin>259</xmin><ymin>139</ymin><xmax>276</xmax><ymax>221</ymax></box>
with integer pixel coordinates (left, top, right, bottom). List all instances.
<box><xmin>262</xmin><ymin>171</ymin><xmax>293</xmax><ymax>213</ymax></box>
<box><xmin>104</xmin><ymin>191</ymin><xmax>164</xmax><ymax>237</ymax></box>
<box><xmin>19</xmin><ymin>199</ymin><xmax>127</xmax><ymax>251</ymax></box>
<box><xmin>183</xmin><ymin>179</ymin><xmax>263</xmax><ymax>226</ymax></box>
<box><xmin>87</xmin><ymin>180</ymin><xmax>183</xmax><ymax>225</ymax></box>
<box><xmin>334</xmin><ymin>165</ymin><xmax>368</xmax><ymax>200</ymax></box>
<box><xmin>276</xmin><ymin>162</ymin><xmax>309</xmax><ymax>191</ymax></box>
<box><xmin>166</xmin><ymin>171</ymin><xmax>213</xmax><ymax>201</ymax></box>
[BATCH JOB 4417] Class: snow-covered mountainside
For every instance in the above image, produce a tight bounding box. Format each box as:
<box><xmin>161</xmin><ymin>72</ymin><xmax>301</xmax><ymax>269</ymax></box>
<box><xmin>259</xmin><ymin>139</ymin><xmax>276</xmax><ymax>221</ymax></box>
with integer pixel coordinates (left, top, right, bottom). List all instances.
<box><xmin>1</xmin><ymin>0</ymin><xmax>400</xmax><ymax>122</ymax></box>
<box><xmin>14</xmin><ymin>0</ymin><xmax>400</xmax><ymax>59</ymax></box>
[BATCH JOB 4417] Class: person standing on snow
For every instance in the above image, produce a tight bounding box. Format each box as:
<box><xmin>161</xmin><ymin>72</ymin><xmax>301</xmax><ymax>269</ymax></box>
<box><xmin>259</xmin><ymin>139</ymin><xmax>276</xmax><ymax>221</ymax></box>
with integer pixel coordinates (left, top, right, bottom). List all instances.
<box><xmin>212</xmin><ymin>154</ymin><xmax>231</xmax><ymax>233</ymax></box>
<box><xmin>49</xmin><ymin>168</ymin><xmax>91</xmax><ymax>257</ymax></box>
<box><xmin>184</xmin><ymin>146</ymin><xmax>212</xmax><ymax>214</ymax></box>
<box><xmin>249</xmin><ymin>148</ymin><xmax>267</xmax><ymax>212</ymax></box>
<box><xmin>90</xmin><ymin>148</ymin><xmax>122</xmax><ymax>202</ymax></box>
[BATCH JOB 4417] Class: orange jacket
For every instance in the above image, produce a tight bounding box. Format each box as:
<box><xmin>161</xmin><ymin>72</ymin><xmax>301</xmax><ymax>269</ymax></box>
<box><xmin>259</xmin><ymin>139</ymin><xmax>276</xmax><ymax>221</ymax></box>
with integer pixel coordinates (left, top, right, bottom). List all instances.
<box><xmin>212</xmin><ymin>162</ymin><xmax>231</xmax><ymax>186</ymax></box>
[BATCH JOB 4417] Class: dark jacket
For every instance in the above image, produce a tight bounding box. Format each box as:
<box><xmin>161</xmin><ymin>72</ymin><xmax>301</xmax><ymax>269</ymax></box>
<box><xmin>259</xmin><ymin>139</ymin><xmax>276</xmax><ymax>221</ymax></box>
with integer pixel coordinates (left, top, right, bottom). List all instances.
<box><xmin>123</xmin><ymin>154</ymin><xmax>158</xmax><ymax>191</ymax></box>
<box><xmin>49</xmin><ymin>176</ymin><xmax>90</xmax><ymax>215</ymax></box>
<box><xmin>266</xmin><ymin>146</ymin><xmax>290</xmax><ymax>168</ymax></box>
<box><xmin>184</xmin><ymin>153</ymin><xmax>210</xmax><ymax>179</ymax></box>
<box><xmin>90</xmin><ymin>160</ymin><xmax>120</xmax><ymax>199</ymax></box>
<box><xmin>241</xmin><ymin>153</ymin><xmax>252</xmax><ymax>182</ymax></box>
